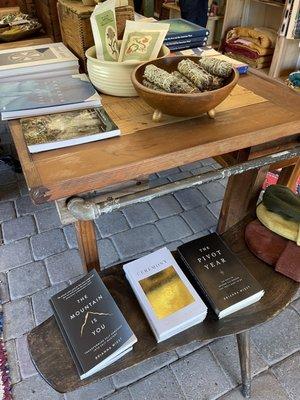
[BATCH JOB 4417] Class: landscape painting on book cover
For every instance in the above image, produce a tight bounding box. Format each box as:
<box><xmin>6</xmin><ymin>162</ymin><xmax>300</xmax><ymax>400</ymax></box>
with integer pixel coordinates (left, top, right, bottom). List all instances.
<box><xmin>139</xmin><ymin>266</ymin><xmax>195</xmax><ymax>320</ymax></box>
<box><xmin>21</xmin><ymin>108</ymin><xmax>115</xmax><ymax>146</ymax></box>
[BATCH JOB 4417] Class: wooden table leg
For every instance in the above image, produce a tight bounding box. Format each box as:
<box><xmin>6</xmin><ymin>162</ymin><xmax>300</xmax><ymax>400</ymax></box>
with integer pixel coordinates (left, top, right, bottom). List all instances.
<box><xmin>277</xmin><ymin>158</ymin><xmax>300</xmax><ymax>191</ymax></box>
<box><xmin>237</xmin><ymin>331</ymin><xmax>251</xmax><ymax>398</ymax></box>
<box><xmin>218</xmin><ymin>163</ymin><xmax>269</xmax><ymax>235</ymax></box>
<box><xmin>75</xmin><ymin>220</ymin><xmax>100</xmax><ymax>273</ymax></box>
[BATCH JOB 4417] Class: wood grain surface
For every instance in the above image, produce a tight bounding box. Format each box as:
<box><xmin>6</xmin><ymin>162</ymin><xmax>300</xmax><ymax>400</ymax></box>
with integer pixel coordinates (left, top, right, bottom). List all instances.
<box><xmin>9</xmin><ymin>74</ymin><xmax>300</xmax><ymax>203</ymax></box>
<box><xmin>27</xmin><ymin>216</ymin><xmax>299</xmax><ymax>393</ymax></box>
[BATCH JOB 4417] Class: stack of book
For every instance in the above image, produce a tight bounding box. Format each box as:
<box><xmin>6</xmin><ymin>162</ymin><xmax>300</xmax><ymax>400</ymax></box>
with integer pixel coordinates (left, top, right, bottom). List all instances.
<box><xmin>162</xmin><ymin>18</ymin><xmax>210</xmax><ymax>51</ymax></box>
<box><xmin>0</xmin><ymin>42</ymin><xmax>121</xmax><ymax>152</ymax></box>
<box><xmin>51</xmin><ymin>270</ymin><xmax>137</xmax><ymax>380</ymax></box>
<box><xmin>0</xmin><ymin>42</ymin><xmax>79</xmax><ymax>82</ymax></box>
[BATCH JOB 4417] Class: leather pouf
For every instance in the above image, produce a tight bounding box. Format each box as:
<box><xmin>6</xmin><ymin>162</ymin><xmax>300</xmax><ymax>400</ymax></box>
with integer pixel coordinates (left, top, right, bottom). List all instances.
<box><xmin>276</xmin><ymin>241</ymin><xmax>300</xmax><ymax>282</ymax></box>
<box><xmin>245</xmin><ymin>219</ymin><xmax>288</xmax><ymax>265</ymax></box>
<box><xmin>245</xmin><ymin>219</ymin><xmax>300</xmax><ymax>282</ymax></box>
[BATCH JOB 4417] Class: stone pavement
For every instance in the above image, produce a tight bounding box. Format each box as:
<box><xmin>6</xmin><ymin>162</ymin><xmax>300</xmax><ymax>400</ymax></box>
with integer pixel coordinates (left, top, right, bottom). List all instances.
<box><xmin>0</xmin><ymin>122</ymin><xmax>300</xmax><ymax>400</ymax></box>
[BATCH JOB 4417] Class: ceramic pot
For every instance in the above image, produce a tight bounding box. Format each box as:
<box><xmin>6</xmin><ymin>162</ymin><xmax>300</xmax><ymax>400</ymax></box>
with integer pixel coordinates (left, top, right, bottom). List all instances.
<box><xmin>86</xmin><ymin>45</ymin><xmax>170</xmax><ymax>97</ymax></box>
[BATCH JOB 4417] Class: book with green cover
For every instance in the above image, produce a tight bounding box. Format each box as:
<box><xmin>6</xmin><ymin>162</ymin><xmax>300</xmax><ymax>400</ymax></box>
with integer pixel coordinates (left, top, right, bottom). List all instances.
<box><xmin>21</xmin><ymin>107</ymin><xmax>120</xmax><ymax>153</ymax></box>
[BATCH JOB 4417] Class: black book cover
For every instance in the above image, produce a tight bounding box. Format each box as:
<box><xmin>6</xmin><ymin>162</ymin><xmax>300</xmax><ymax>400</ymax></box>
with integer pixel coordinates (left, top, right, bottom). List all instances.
<box><xmin>178</xmin><ymin>233</ymin><xmax>263</xmax><ymax>316</ymax></box>
<box><xmin>51</xmin><ymin>270</ymin><xmax>134</xmax><ymax>376</ymax></box>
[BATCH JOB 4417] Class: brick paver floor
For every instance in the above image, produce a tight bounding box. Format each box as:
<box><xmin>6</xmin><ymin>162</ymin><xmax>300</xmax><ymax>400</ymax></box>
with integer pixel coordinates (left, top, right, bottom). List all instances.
<box><xmin>0</xmin><ymin>122</ymin><xmax>299</xmax><ymax>400</ymax></box>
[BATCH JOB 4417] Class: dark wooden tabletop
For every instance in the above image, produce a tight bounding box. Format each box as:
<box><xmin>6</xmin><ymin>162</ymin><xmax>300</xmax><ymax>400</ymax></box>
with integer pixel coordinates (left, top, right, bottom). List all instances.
<box><xmin>9</xmin><ymin>74</ymin><xmax>300</xmax><ymax>204</ymax></box>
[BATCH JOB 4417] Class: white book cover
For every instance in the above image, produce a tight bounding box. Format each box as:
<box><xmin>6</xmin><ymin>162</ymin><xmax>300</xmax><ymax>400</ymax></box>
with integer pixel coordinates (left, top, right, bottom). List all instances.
<box><xmin>0</xmin><ymin>42</ymin><xmax>78</xmax><ymax>78</ymax></box>
<box><xmin>0</xmin><ymin>67</ymin><xmax>79</xmax><ymax>83</ymax></box>
<box><xmin>123</xmin><ymin>247</ymin><xmax>207</xmax><ymax>342</ymax></box>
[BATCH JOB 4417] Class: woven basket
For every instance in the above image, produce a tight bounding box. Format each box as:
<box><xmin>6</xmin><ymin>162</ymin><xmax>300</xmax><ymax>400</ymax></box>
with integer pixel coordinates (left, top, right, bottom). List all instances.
<box><xmin>57</xmin><ymin>0</ymin><xmax>94</xmax><ymax>71</ymax></box>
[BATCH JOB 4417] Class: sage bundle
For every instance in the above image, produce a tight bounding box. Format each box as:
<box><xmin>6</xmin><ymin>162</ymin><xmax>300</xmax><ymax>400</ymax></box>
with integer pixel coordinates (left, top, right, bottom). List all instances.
<box><xmin>177</xmin><ymin>59</ymin><xmax>213</xmax><ymax>91</ymax></box>
<box><xmin>144</xmin><ymin>65</ymin><xmax>195</xmax><ymax>94</ymax></box>
<box><xmin>171</xmin><ymin>71</ymin><xmax>200</xmax><ymax>93</ymax></box>
<box><xmin>198</xmin><ymin>57</ymin><xmax>232</xmax><ymax>78</ymax></box>
<box><xmin>211</xmin><ymin>76</ymin><xmax>224</xmax><ymax>90</ymax></box>
<box><xmin>142</xmin><ymin>79</ymin><xmax>166</xmax><ymax>92</ymax></box>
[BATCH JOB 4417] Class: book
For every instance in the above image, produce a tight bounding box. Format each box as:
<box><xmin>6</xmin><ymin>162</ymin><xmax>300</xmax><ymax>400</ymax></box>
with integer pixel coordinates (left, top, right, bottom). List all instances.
<box><xmin>178</xmin><ymin>233</ymin><xmax>264</xmax><ymax>319</ymax></box>
<box><xmin>123</xmin><ymin>247</ymin><xmax>207</xmax><ymax>343</ymax></box>
<box><xmin>174</xmin><ymin>47</ymin><xmax>220</xmax><ymax>57</ymax></box>
<box><xmin>167</xmin><ymin>39</ymin><xmax>208</xmax><ymax>52</ymax></box>
<box><xmin>286</xmin><ymin>0</ymin><xmax>300</xmax><ymax>38</ymax></box>
<box><xmin>50</xmin><ymin>269</ymin><xmax>137</xmax><ymax>380</ymax></box>
<box><xmin>0</xmin><ymin>74</ymin><xmax>101</xmax><ymax>121</ymax></box>
<box><xmin>21</xmin><ymin>107</ymin><xmax>120</xmax><ymax>153</ymax></box>
<box><xmin>164</xmin><ymin>30</ymin><xmax>209</xmax><ymax>43</ymax></box>
<box><xmin>160</xmin><ymin>18</ymin><xmax>209</xmax><ymax>41</ymax></box>
<box><xmin>0</xmin><ymin>42</ymin><xmax>79</xmax><ymax>80</ymax></box>
<box><xmin>166</xmin><ymin>36</ymin><xmax>208</xmax><ymax>47</ymax></box>
<box><xmin>0</xmin><ymin>67</ymin><xmax>80</xmax><ymax>83</ymax></box>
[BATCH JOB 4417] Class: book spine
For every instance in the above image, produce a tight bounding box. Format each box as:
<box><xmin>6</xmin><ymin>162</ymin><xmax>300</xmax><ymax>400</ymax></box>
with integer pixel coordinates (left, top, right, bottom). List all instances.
<box><xmin>279</xmin><ymin>0</ymin><xmax>294</xmax><ymax>36</ymax></box>
<box><xmin>165</xmin><ymin>31</ymin><xmax>209</xmax><ymax>42</ymax></box>
<box><xmin>286</xmin><ymin>0</ymin><xmax>300</xmax><ymax>38</ymax></box>
<box><xmin>165</xmin><ymin>36</ymin><xmax>209</xmax><ymax>46</ymax></box>
<box><xmin>168</xmin><ymin>41</ymin><xmax>207</xmax><ymax>51</ymax></box>
<box><xmin>237</xmin><ymin>65</ymin><xmax>248</xmax><ymax>74</ymax></box>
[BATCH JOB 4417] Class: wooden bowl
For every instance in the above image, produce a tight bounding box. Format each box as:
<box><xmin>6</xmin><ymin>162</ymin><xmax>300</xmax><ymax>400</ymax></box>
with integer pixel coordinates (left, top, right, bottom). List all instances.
<box><xmin>131</xmin><ymin>56</ymin><xmax>239</xmax><ymax>119</ymax></box>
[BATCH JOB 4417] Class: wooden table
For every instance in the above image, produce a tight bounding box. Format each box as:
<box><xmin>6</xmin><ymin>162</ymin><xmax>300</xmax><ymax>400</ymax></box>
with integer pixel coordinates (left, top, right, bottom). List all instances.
<box><xmin>8</xmin><ymin>73</ymin><xmax>300</xmax><ymax>397</ymax></box>
<box><xmin>9</xmin><ymin>73</ymin><xmax>300</xmax><ymax>271</ymax></box>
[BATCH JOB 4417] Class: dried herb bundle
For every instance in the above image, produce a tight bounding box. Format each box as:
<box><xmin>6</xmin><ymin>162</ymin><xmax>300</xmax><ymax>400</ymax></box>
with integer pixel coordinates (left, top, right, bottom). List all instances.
<box><xmin>171</xmin><ymin>71</ymin><xmax>200</xmax><ymax>93</ymax></box>
<box><xmin>142</xmin><ymin>79</ymin><xmax>166</xmax><ymax>92</ymax></box>
<box><xmin>177</xmin><ymin>59</ymin><xmax>213</xmax><ymax>91</ymax></box>
<box><xmin>144</xmin><ymin>65</ymin><xmax>196</xmax><ymax>94</ymax></box>
<box><xmin>198</xmin><ymin>57</ymin><xmax>232</xmax><ymax>78</ymax></box>
<box><xmin>141</xmin><ymin>56</ymin><xmax>232</xmax><ymax>94</ymax></box>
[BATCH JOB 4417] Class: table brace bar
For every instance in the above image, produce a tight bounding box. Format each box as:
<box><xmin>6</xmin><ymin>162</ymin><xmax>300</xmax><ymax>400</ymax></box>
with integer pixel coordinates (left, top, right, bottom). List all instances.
<box><xmin>67</xmin><ymin>148</ymin><xmax>300</xmax><ymax>221</ymax></box>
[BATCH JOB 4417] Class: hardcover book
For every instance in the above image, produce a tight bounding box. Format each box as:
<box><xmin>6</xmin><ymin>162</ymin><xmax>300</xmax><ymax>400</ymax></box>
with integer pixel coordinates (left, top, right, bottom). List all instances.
<box><xmin>167</xmin><ymin>38</ymin><xmax>208</xmax><ymax>52</ymax></box>
<box><xmin>51</xmin><ymin>270</ymin><xmax>137</xmax><ymax>380</ymax></box>
<box><xmin>165</xmin><ymin>36</ymin><xmax>208</xmax><ymax>46</ymax></box>
<box><xmin>174</xmin><ymin>47</ymin><xmax>220</xmax><ymax>57</ymax></box>
<box><xmin>178</xmin><ymin>233</ymin><xmax>264</xmax><ymax>319</ymax></box>
<box><xmin>21</xmin><ymin>107</ymin><xmax>120</xmax><ymax>153</ymax></box>
<box><xmin>123</xmin><ymin>247</ymin><xmax>207</xmax><ymax>342</ymax></box>
<box><xmin>0</xmin><ymin>74</ymin><xmax>101</xmax><ymax>121</ymax></box>
<box><xmin>0</xmin><ymin>42</ymin><xmax>78</xmax><ymax>79</ymax></box>
<box><xmin>161</xmin><ymin>18</ymin><xmax>209</xmax><ymax>41</ymax></box>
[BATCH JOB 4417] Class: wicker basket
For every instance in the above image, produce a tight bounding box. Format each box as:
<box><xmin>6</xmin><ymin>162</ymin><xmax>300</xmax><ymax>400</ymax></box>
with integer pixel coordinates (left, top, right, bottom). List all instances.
<box><xmin>57</xmin><ymin>0</ymin><xmax>95</xmax><ymax>71</ymax></box>
<box><xmin>17</xmin><ymin>0</ymin><xmax>61</xmax><ymax>41</ymax></box>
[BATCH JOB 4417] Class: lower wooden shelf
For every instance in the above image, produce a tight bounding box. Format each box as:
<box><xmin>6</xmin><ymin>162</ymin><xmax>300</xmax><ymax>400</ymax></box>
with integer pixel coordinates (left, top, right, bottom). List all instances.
<box><xmin>27</xmin><ymin>216</ymin><xmax>299</xmax><ymax>393</ymax></box>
